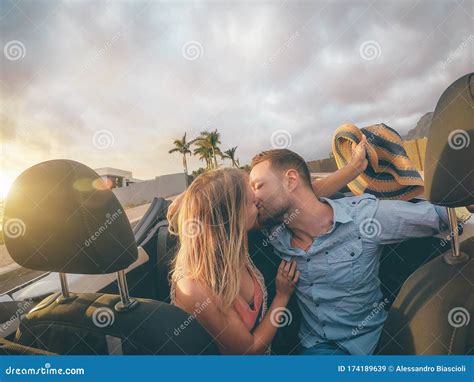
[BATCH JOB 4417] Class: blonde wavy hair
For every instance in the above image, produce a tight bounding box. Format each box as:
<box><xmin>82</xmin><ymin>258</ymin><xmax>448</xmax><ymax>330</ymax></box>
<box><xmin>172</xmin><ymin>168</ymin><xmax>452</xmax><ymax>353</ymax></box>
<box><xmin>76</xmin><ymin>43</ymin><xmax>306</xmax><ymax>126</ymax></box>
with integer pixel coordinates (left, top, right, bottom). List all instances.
<box><xmin>169</xmin><ymin>168</ymin><xmax>251</xmax><ymax>311</ymax></box>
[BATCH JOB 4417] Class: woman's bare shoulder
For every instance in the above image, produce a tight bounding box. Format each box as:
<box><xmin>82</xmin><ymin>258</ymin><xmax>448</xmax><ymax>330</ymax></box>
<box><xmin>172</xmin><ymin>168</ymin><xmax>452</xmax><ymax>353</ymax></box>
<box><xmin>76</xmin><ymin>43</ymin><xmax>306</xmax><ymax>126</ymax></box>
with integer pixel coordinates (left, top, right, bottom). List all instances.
<box><xmin>175</xmin><ymin>276</ymin><xmax>215</xmax><ymax>309</ymax></box>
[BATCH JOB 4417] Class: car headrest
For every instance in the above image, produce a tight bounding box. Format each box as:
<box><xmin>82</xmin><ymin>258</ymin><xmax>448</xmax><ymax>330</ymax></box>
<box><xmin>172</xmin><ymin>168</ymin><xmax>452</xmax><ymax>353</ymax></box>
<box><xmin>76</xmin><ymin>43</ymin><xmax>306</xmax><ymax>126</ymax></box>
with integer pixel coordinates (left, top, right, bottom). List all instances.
<box><xmin>3</xmin><ymin>160</ymin><xmax>138</xmax><ymax>274</ymax></box>
<box><xmin>424</xmin><ymin>73</ymin><xmax>474</xmax><ymax>207</ymax></box>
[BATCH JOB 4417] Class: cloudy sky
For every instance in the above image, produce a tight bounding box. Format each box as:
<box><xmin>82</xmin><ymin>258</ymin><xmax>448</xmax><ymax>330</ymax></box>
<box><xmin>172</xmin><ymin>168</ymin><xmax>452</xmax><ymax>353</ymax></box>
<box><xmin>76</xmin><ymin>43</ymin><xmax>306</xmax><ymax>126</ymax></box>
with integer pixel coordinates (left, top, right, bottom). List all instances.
<box><xmin>1</xmin><ymin>0</ymin><xmax>472</xmax><ymax>195</ymax></box>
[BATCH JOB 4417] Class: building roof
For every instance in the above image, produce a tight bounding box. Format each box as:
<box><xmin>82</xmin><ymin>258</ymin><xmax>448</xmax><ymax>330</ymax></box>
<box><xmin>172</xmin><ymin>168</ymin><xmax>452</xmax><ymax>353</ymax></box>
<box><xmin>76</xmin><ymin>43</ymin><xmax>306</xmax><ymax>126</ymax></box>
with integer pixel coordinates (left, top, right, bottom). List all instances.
<box><xmin>94</xmin><ymin>167</ymin><xmax>133</xmax><ymax>178</ymax></box>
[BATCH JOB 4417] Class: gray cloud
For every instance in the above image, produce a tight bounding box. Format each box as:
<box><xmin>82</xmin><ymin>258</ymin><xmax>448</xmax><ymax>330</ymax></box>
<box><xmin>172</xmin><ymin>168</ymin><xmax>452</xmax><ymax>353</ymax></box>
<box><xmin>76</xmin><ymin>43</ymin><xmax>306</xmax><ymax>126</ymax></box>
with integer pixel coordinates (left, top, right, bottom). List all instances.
<box><xmin>1</xmin><ymin>0</ymin><xmax>472</xmax><ymax>181</ymax></box>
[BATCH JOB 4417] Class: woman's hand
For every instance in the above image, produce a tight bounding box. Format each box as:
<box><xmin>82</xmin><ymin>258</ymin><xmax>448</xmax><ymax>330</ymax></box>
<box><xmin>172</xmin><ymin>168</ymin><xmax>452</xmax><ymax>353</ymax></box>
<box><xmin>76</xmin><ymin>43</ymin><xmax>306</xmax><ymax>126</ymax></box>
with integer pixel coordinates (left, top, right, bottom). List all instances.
<box><xmin>275</xmin><ymin>259</ymin><xmax>300</xmax><ymax>299</ymax></box>
<box><xmin>349</xmin><ymin>134</ymin><xmax>368</xmax><ymax>174</ymax></box>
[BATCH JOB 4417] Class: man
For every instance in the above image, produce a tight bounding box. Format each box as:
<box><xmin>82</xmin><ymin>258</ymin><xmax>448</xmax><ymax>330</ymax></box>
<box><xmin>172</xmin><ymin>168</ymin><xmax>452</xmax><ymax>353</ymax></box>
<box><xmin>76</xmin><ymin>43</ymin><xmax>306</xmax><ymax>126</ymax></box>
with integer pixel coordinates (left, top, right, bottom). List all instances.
<box><xmin>249</xmin><ymin>148</ymin><xmax>472</xmax><ymax>355</ymax></box>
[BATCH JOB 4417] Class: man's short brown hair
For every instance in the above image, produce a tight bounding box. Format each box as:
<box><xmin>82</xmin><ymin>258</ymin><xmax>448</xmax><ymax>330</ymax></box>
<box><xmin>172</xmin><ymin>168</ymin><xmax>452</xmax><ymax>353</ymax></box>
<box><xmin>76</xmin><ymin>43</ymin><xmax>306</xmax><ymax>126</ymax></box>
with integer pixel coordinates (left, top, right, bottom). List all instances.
<box><xmin>251</xmin><ymin>149</ymin><xmax>312</xmax><ymax>189</ymax></box>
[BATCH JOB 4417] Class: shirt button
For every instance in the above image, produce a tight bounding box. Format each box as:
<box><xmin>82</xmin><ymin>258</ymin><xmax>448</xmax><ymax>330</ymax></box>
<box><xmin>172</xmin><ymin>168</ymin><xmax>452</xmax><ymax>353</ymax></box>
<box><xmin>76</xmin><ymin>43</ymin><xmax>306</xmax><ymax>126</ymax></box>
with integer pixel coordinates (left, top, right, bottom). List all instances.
<box><xmin>350</xmin><ymin>252</ymin><xmax>355</xmax><ymax>257</ymax></box>
<box><xmin>310</xmin><ymin>283</ymin><xmax>314</xmax><ymax>287</ymax></box>
<box><xmin>316</xmin><ymin>303</ymin><xmax>320</xmax><ymax>307</ymax></box>
<box><xmin>325</xmin><ymin>251</ymin><xmax>328</xmax><ymax>254</ymax></box>
<box><xmin>351</xmin><ymin>201</ymin><xmax>356</xmax><ymax>205</ymax></box>
<box><xmin>306</xmin><ymin>258</ymin><xmax>310</xmax><ymax>262</ymax></box>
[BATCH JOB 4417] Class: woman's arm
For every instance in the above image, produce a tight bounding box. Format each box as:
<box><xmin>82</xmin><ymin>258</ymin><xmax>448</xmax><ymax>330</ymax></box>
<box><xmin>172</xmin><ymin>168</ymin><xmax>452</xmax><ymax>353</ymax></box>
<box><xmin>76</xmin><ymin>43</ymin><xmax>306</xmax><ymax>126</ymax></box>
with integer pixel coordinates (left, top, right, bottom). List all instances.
<box><xmin>312</xmin><ymin>135</ymin><xmax>368</xmax><ymax>198</ymax></box>
<box><xmin>246</xmin><ymin>260</ymin><xmax>299</xmax><ymax>354</ymax></box>
<box><xmin>174</xmin><ymin>260</ymin><xmax>299</xmax><ymax>355</ymax></box>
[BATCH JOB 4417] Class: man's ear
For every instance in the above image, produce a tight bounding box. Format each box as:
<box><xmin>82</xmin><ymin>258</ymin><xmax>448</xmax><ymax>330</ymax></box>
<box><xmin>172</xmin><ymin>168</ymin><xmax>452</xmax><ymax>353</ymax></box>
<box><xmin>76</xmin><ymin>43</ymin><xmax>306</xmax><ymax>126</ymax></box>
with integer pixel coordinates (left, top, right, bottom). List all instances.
<box><xmin>285</xmin><ymin>169</ymin><xmax>299</xmax><ymax>192</ymax></box>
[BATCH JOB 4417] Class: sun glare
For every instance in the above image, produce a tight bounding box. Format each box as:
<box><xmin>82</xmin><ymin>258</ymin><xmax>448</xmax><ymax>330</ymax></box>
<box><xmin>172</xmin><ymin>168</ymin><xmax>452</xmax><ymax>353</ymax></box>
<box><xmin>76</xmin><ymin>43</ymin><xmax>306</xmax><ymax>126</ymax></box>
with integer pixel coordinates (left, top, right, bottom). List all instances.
<box><xmin>0</xmin><ymin>176</ymin><xmax>14</xmax><ymax>199</ymax></box>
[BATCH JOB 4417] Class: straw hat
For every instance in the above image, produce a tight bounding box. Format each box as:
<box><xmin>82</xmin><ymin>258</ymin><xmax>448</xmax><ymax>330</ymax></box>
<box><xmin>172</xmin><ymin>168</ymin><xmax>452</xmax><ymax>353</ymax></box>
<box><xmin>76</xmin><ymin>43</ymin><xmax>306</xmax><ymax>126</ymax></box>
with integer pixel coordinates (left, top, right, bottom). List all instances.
<box><xmin>332</xmin><ymin>123</ymin><xmax>424</xmax><ymax>201</ymax></box>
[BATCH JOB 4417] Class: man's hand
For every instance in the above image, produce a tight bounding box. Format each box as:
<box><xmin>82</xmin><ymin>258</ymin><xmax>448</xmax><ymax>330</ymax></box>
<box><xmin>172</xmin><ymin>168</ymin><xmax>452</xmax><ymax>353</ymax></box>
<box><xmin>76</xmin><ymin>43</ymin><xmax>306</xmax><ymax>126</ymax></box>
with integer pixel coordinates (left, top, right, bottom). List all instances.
<box><xmin>312</xmin><ymin>134</ymin><xmax>369</xmax><ymax>198</ymax></box>
<box><xmin>349</xmin><ymin>134</ymin><xmax>368</xmax><ymax>174</ymax></box>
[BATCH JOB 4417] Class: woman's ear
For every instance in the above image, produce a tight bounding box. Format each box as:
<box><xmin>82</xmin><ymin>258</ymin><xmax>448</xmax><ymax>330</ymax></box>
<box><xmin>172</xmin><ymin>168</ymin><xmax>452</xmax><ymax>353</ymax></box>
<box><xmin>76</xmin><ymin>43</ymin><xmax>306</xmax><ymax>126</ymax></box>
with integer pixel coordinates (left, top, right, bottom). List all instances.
<box><xmin>167</xmin><ymin>192</ymin><xmax>185</xmax><ymax>235</ymax></box>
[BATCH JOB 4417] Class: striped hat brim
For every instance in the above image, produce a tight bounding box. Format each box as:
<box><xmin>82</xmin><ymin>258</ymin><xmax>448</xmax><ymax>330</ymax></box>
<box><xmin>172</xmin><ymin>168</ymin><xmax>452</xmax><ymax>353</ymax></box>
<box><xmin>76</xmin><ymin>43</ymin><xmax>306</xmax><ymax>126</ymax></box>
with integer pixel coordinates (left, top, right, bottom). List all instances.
<box><xmin>332</xmin><ymin>123</ymin><xmax>424</xmax><ymax>201</ymax></box>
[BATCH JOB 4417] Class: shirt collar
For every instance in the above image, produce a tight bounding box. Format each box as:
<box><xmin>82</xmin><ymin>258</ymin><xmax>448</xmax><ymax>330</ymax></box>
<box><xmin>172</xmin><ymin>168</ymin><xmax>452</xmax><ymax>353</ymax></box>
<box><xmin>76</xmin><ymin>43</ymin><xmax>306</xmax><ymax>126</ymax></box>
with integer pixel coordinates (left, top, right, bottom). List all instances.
<box><xmin>267</xmin><ymin>197</ymin><xmax>353</xmax><ymax>247</ymax></box>
<box><xmin>319</xmin><ymin>197</ymin><xmax>353</xmax><ymax>225</ymax></box>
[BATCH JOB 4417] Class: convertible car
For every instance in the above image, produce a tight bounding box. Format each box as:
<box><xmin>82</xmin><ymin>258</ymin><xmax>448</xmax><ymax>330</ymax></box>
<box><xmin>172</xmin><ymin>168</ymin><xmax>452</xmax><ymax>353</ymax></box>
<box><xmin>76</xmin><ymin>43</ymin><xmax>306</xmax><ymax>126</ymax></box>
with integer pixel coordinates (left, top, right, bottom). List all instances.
<box><xmin>0</xmin><ymin>73</ymin><xmax>472</xmax><ymax>355</ymax></box>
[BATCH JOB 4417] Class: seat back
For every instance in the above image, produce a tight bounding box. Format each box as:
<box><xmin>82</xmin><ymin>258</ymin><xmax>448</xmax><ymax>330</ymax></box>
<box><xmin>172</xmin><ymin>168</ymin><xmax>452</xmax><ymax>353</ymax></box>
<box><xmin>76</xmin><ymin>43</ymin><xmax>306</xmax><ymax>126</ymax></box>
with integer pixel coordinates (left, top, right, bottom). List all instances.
<box><xmin>3</xmin><ymin>160</ymin><xmax>216</xmax><ymax>355</ymax></box>
<box><xmin>424</xmin><ymin>72</ymin><xmax>474</xmax><ymax>207</ymax></box>
<box><xmin>133</xmin><ymin>197</ymin><xmax>171</xmax><ymax>245</ymax></box>
<box><xmin>376</xmin><ymin>238</ymin><xmax>473</xmax><ymax>354</ymax></box>
<box><xmin>0</xmin><ymin>338</ymin><xmax>56</xmax><ymax>355</ymax></box>
<box><xmin>379</xmin><ymin>233</ymin><xmax>450</xmax><ymax>307</ymax></box>
<box><xmin>138</xmin><ymin>218</ymin><xmax>176</xmax><ymax>302</ymax></box>
<box><xmin>15</xmin><ymin>292</ymin><xmax>217</xmax><ymax>355</ymax></box>
<box><xmin>377</xmin><ymin>73</ymin><xmax>474</xmax><ymax>355</ymax></box>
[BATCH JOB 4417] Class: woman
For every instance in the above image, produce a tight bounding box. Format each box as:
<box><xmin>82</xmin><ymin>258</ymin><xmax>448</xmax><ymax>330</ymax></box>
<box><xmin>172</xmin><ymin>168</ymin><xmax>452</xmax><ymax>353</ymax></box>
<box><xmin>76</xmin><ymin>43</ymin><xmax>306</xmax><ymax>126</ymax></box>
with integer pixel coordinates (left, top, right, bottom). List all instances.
<box><xmin>169</xmin><ymin>168</ymin><xmax>300</xmax><ymax>354</ymax></box>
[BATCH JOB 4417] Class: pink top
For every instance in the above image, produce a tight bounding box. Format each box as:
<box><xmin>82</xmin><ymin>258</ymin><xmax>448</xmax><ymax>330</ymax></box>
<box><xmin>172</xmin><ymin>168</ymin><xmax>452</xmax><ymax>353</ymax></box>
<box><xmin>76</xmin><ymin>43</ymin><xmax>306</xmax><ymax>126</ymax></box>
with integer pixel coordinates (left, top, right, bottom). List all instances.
<box><xmin>233</xmin><ymin>268</ymin><xmax>263</xmax><ymax>331</ymax></box>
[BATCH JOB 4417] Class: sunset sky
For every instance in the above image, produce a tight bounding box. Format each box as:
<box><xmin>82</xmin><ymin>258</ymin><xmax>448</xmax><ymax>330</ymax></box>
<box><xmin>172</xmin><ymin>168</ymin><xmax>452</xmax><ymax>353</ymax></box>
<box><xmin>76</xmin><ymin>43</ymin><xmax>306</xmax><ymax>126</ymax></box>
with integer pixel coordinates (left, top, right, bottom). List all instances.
<box><xmin>1</xmin><ymin>0</ymin><xmax>472</xmax><ymax>197</ymax></box>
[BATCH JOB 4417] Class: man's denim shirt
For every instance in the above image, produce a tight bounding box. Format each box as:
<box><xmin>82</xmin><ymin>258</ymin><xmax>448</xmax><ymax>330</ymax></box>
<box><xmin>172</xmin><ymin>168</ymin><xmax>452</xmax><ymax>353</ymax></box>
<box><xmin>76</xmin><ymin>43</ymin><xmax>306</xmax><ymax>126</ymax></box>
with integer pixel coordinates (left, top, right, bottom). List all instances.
<box><xmin>265</xmin><ymin>194</ymin><xmax>449</xmax><ymax>355</ymax></box>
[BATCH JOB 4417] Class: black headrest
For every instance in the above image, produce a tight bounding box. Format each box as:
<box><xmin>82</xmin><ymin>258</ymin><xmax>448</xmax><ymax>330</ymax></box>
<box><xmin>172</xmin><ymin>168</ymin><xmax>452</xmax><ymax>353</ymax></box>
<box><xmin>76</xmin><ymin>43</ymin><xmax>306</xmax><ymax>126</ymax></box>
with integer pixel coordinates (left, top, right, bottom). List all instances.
<box><xmin>3</xmin><ymin>160</ymin><xmax>138</xmax><ymax>274</ymax></box>
<box><xmin>424</xmin><ymin>73</ymin><xmax>474</xmax><ymax>207</ymax></box>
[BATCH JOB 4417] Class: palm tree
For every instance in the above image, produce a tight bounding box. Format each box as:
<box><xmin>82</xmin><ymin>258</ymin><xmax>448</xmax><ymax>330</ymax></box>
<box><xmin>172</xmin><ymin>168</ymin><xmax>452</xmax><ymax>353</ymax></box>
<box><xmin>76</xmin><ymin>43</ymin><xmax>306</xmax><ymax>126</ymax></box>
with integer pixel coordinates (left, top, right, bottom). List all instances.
<box><xmin>169</xmin><ymin>133</ymin><xmax>194</xmax><ymax>184</ymax></box>
<box><xmin>223</xmin><ymin>146</ymin><xmax>240</xmax><ymax>168</ymax></box>
<box><xmin>197</xmin><ymin>129</ymin><xmax>222</xmax><ymax>169</ymax></box>
<box><xmin>191</xmin><ymin>167</ymin><xmax>207</xmax><ymax>177</ymax></box>
<box><xmin>194</xmin><ymin>129</ymin><xmax>223</xmax><ymax>168</ymax></box>
<box><xmin>193</xmin><ymin>142</ymin><xmax>213</xmax><ymax>170</ymax></box>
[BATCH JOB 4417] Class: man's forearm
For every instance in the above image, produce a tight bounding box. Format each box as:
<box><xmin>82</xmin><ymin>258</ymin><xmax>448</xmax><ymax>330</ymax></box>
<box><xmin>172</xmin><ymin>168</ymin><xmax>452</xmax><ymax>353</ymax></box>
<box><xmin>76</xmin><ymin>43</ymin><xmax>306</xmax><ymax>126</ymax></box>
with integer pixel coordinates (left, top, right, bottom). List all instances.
<box><xmin>312</xmin><ymin>165</ymin><xmax>358</xmax><ymax>198</ymax></box>
<box><xmin>374</xmin><ymin>200</ymin><xmax>471</xmax><ymax>245</ymax></box>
